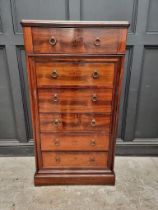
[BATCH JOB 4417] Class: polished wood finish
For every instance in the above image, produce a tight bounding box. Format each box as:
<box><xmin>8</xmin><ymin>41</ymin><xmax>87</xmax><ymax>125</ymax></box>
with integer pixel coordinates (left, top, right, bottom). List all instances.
<box><xmin>42</xmin><ymin>151</ymin><xmax>108</xmax><ymax>169</ymax></box>
<box><xmin>32</xmin><ymin>27</ymin><xmax>121</xmax><ymax>54</ymax></box>
<box><xmin>35</xmin><ymin>57</ymin><xmax>116</xmax><ymax>88</ymax></box>
<box><xmin>39</xmin><ymin>113</ymin><xmax>111</xmax><ymax>132</ymax></box>
<box><xmin>34</xmin><ymin>173</ymin><xmax>115</xmax><ymax>186</ymax></box>
<box><xmin>21</xmin><ymin>20</ymin><xmax>129</xmax><ymax>186</ymax></box>
<box><xmin>38</xmin><ymin>88</ymin><xmax>112</xmax><ymax>113</ymax></box>
<box><xmin>21</xmin><ymin>20</ymin><xmax>129</xmax><ymax>27</ymax></box>
<box><xmin>40</xmin><ymin>133</ymin><xmax>110</xmax><ymax>151</ymax></box>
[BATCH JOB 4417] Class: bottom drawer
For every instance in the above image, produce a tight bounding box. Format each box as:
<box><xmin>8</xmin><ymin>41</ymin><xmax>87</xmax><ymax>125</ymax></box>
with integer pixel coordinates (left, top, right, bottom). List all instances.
<box><xmin>42</xmin><ymin>152</ymin><xmax>108</xmax><ymax>169</ymax></box>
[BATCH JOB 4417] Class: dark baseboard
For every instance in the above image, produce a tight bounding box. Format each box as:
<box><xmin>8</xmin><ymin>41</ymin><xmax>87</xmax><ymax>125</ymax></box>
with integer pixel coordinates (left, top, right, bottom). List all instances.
<box><xmin>0</xmin><ymin>141</ymin><xmax>34</xmax><ymax>156</ymax></box>
<box><xmin>116</xmin><ymin>144</ymin><xmax>158</xmax><ymax>156</ymax></box>
<box><xmin>116</xmin><ymin>138</ymin><xmax>158</xmax><ymax>156</ymax></box>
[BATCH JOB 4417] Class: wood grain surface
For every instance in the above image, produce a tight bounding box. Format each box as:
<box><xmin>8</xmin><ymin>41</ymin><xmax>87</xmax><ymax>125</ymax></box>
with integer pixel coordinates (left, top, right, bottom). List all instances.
<box><xmin>38</xmin><ymin>88</ymin><xmax>112</xmax><ymax>113</ymax></box>
<box><xmin>42</xmin><ymin>151</ymin><xmax>108</xmax><ymax>169</ymax></box>
<box><xmin>35</xmin><ymin>58</ymin><xmax>116</xmax><ymax>88</ymax></box>
<box><xmin>39</xmin><ymin>113</ymin><xmax>111</xmax><ymax>132</ymax></box>
<box><xmin>40</xmin><ymin>133</ymin><xmax>110</xmax><ymax>151</ymax></box>
<box><xmin>32</xmin><ymin>27</ymin><xmax>120</xmax><ymax>54</ymax></box>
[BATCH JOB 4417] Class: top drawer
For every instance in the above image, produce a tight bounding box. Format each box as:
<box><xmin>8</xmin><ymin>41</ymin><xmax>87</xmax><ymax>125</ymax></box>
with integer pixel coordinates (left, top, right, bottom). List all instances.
<box><xmin>32</xmin><ymin>27</ymin><xmax>126</xmax><ymax>54</ymax></box>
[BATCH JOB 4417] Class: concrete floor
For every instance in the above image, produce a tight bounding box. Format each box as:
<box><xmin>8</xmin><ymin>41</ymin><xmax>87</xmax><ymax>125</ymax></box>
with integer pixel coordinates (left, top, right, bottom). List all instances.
<box><xmin>0</xmin><ymin>157</ymin><xmax>158</xmax><ymax>210</ymax></box>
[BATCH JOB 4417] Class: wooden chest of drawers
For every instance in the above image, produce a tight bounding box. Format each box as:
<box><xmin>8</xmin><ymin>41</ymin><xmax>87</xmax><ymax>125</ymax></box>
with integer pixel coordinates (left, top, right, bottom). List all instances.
<box><xmin>21</xmin><ymin>20</ymin><xmax>129</xmax><ymax>185</ymax></box>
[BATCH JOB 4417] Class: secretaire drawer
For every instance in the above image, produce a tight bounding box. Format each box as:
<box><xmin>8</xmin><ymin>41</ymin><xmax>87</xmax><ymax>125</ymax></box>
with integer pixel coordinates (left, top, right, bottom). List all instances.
<box><xmin>40</xmin><ymin>133</ymin><xmax>110</xmax><ymax>151</ymax></box>
<box><xmin>35</xmin><ymin>57</ymin><xmax>118</xmax><ymax>88</ymax></box>
<box><xmin>32</xmin><ymin>27</ymin><xmax>123</xmax><ymax>54</ymax></box>
<box><xmin>38</xmin><ymin>88</ymin><xmax>113</xmax><ymax>113</ymax></box>
<box><xmin>39</xmin><ymin>113</ymin><xmax>111</xmax><ymax>133</ymax></box>
<box><xmin>42</xmin><ymin>151</ymin><xmax>108</xmax><ymax>169</ymax></box>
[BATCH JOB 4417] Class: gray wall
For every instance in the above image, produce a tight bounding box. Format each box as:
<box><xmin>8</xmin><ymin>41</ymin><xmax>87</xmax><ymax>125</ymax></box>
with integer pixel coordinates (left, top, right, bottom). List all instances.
<box><xmin>0</xmin><ymin>0</ymin><xmax>158</xmax><ymax>156</ymax></box>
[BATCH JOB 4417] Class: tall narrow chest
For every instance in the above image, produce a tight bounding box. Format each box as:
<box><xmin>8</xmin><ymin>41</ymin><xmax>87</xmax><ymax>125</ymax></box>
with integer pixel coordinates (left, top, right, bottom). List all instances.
<box><xmin>21</xmin><ymin>20</ymin><xmax>129</xmax><ymax>185</ymax></box>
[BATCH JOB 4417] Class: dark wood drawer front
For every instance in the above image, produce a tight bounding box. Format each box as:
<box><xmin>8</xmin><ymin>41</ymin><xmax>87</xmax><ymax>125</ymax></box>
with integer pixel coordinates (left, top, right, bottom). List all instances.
<box><xmin>35</xmin><ymin>58</ymin><xmax>116</xmax><ymax>88</ymax></box>
<box><xmin>38</xmin><ymin>88</ymin><xmax>112</xmax><ymax>114</ymax></box>
<box><xmin>42</xmin><ymin>151</ymin><xmax>108</xmax><ymax>169</ymax></box>
<box><xmin>39</xmin><ymin>113</ymin><xmax>111</xmax><ymax>132</ymax></box>
<box><xmin>41</xmin><ymin>133</ymin><xmax>110</xmax><ymax>151</ymax></box>
<box><xmin>32</xmin><ymin>27</ymin><xmax>121</xmax><ymax>54</ymax></box>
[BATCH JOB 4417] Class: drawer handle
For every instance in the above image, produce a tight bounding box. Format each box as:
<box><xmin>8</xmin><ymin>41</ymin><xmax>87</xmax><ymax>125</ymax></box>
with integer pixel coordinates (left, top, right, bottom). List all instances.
<box><xmin>55</xmin><ymin>156</ymin><xmax>60</xmax><ymax>163</ymax></box>
<box><xmin>72</xmin><ymin>39</ymin><xmax>78</xmax><ymax>46</ymax></box>
<box><xmin>52</xmin><ymin>119</ymin><xmax>61</xmax><ymax>126</ymax></box>
<box><xmin>91</xmin><ymin>94</ymin><xmax>97</xmax><ymax>102</ymax></box>
<box><xmin>49</xmin><ymin>36</ymin><xmax>57</xmax><ymax>46</ymax></box>
<box><xmin>92</xmin><ymin>70</ymin><xmax>99</xmax><ymax>79</ymax></box>
<box><xmin>94</xmin><ymin>37</ymin><xmax>101</xmax><ymax>46</ymax></box>
<box><xmin>90</xmin><ymin>139</ymin><xmax>96</xmax><ymax>146</ymax></box>
<box><xmin>53</xmin><ymin>94</ymin><xmax>58</xmax><ymax>102</ymax></box>
<box><xmin>51</xmin><ymin>70</ymin><xmax>58</xmax><ymax>79</ymax></box>
<box><xmin>89</xmin><ymin>157</ymin><xmax>95</xmax><ymax>163</ymax></box>
<box><xmin>54</xmin><ymin>139</ymin><xmax>60</xmax><ymax>146</ymax></box>
<box><xmin>91</xmin><ymin>119</ymin><xmax>96</xmax><ymax>127</ymax></box>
